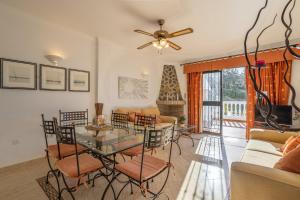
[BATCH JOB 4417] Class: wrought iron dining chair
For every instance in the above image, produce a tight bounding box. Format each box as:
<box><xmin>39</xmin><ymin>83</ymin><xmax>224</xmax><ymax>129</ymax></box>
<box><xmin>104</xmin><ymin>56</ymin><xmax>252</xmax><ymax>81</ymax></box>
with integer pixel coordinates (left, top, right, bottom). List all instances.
<box><xmin>134</xmin><ymin>114</ymin><xmax>156</xmax><ymax>133</ymax></box>
<box><xmin>102</xmin><ymin>125</ymin><xmax>175</xmax><ymax>200</ymax></box>
<box><xmin>121</xmin><ymin>114</ymin><xmax>157</xmax><ymax>159</ymax></box>
<box><xmin>53</xmin><ymin>118</ymin><xmax>113</xmax><ymax>200</ymax></box>
<box><xmin>41</xmin><ymin>114</ymin><xmax>87</xmax><ymax>193</ymax></box>
<box><xmin>59</xmin><ymin>109</ymin><xmax>88</xmax><ymax>126</ymax></box>
<box><xmin>111</xmin><ymin>111</ymin><xmax>129</xmax><ymax>130</ymax></box>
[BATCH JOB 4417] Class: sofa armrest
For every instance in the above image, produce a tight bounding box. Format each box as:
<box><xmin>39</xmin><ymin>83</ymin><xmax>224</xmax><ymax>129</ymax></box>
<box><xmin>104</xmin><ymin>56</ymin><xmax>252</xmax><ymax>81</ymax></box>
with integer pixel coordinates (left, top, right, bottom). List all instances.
<box><xmin>231</xmin><ymin>162</ymin><xmax>300</xmax><ymax>200</ymax></box>
<box><xmin>159</xmin><ymin>115</ymin><xmax>177</xmax><ymax>124</ymax></box>
<box><xmin>250</xmin><ymin>129</ymin><xmax>299</xmax><ymax>144</ymax></box>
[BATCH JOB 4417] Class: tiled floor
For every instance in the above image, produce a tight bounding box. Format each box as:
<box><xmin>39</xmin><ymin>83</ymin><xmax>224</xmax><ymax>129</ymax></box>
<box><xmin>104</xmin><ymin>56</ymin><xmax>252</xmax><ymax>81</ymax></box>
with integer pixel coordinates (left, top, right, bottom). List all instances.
<box><xmin>0</xmin><ymin>130</ymin><xmax>246</xmax><ymax>200</ymax></box>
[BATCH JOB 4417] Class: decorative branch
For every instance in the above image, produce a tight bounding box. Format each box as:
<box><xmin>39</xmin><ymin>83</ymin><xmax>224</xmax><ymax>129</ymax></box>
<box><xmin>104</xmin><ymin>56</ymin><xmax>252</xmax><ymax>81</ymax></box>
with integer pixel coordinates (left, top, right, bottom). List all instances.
<box><xmin>282</xmin><ymin>0</ymin><xmax>300</xmax><ymax>58</ymax></box>
<box><xmin>244</xmin><ymin>0</ymin><xmax>283</xmax><ymax>131</ymax></box>
<box><xmin>281</xmin><ymin>0</ymin><xmax>300</xmax><ymax>113</ymax></box>
<box><xmin>255</xmin><ymin>15</ymin><xmax>278</xmax><ymax>123</ymax></box>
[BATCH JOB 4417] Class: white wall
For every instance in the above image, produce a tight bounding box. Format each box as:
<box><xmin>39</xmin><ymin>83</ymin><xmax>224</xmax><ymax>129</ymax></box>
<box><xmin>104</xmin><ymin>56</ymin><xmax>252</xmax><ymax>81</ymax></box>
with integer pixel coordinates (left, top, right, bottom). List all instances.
<box><xmin>97</xmin><ymin>38</ymin><xmax>173</xmax><ymax>116</ymax></box>
<box><xmin>0</xmin><ymin>4</ymin><xmax>96</xmax><ymax>168</ymax></box>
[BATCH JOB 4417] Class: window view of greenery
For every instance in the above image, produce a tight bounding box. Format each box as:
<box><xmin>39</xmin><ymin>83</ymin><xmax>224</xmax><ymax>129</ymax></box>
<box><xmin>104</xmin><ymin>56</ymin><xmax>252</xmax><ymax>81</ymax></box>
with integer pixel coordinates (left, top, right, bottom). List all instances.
<box><xmin>223</xmin><ymin>68</ymin><xmax>246</xmax><ymax>101</ymax></box>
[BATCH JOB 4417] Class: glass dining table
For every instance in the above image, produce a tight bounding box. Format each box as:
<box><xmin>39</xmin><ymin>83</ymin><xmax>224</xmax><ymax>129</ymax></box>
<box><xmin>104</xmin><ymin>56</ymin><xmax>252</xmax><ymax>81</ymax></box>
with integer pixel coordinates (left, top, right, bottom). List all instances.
<box><xmin>74</xmin><ymin>125</ymin><xmax>144</xmax><ymax>199</ymax></box>
<box><xmin>75</xmin><ymin>125</ymin><xmax>144</xmax><ymax>158</ymax></box>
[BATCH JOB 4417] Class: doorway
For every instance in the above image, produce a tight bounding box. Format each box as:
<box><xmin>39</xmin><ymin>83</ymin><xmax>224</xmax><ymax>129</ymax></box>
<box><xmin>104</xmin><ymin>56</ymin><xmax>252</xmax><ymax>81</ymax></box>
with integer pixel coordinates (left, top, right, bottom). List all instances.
<box><xmin>201</xmin><ymin>68</ymin><xmax>246</xmax><ymax>138</ymax></box>
<box><xmin>202</xmin><ymin>71</ymin><xmax>222</xmax><ymax>134</ymax></box>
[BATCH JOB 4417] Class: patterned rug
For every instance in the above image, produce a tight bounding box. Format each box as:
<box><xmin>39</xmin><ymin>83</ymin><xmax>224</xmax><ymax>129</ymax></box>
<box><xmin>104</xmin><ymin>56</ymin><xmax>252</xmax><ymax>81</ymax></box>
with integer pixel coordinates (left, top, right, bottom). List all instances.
<box><xmin>36</xmin><ymin>175</ymin><xmax>63</xmax><ymax>200</ymax></box>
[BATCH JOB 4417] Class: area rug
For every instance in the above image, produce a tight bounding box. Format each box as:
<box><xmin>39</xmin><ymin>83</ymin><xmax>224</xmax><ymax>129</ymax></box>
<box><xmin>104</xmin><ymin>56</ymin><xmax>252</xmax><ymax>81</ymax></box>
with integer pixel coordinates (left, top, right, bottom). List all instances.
<box><xmin>36</xmin><ymin>175</ymin><xmax>63</xmax><ymax>200</ymax></box>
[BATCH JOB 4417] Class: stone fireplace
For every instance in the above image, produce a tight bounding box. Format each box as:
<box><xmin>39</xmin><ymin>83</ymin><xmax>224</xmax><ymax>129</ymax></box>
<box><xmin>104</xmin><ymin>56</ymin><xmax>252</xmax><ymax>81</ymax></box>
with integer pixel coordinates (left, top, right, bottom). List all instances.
<box><xmin>157</xmin><ymin>65</ymin><xmax>185</xmax><ymax>118</ymax></box>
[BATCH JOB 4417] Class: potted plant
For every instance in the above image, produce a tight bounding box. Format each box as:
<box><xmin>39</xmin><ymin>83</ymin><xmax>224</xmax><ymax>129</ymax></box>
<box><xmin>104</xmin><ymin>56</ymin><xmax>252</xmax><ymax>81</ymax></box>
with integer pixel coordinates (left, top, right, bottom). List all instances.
<box><xmin>178</xmin><ymin>115</ymin><xmax>186</xmax><ymax>127</ymax></box>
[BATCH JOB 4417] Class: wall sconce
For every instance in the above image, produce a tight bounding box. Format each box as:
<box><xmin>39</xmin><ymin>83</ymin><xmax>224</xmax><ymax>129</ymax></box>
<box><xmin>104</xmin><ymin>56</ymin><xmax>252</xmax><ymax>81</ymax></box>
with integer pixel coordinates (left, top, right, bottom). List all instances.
<box><xmin>141</xmin><ymin>71</ymin><xmax>149</xmax><ymax>78</ymax></box>
<box><xmin>45</xmin><ymin>54</ymin><xmax>64</xmax><ymax>66</ymax></box>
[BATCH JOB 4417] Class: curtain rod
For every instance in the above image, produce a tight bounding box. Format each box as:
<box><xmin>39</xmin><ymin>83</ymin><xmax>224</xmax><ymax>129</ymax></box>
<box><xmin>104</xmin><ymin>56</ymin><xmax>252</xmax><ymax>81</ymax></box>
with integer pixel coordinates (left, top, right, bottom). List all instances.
<box><xmin>180</xmin><ymin>43</ymin><xmax>298</xmax><ymax>66</ymax></box>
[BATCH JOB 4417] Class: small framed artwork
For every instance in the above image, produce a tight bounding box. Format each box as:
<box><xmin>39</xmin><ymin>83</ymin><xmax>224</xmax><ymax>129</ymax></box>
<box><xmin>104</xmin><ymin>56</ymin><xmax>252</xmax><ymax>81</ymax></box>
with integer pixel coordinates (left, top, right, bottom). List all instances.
<box><xmin>68</xmin><ymin>69</ymin><xmax>90</xmax><ymax>92</ymax></box>
<box><xmin>0</xmin><ymin>58</ymin><xmax>37</xmax><ymax>90</ymax></box>
<box><xmin>40</xmin><ymin>64</ymin><xmax>67</xmax><ymax>91</ymax></box>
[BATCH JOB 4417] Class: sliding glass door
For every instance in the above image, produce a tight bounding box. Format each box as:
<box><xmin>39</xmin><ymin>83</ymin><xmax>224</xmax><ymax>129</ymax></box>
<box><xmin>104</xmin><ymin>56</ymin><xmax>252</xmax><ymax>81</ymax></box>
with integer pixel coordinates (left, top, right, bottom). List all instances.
<box><xmin>202</xmin><ymin>71</ymin><xmax>223</xmax><ymax>134</ymax></box>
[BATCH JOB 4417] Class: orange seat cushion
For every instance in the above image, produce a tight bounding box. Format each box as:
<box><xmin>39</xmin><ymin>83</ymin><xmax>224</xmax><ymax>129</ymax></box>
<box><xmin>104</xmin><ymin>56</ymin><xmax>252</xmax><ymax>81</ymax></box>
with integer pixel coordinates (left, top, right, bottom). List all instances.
<box><xmin>274</xmin><ymin>145</ymin><xmax>300</xmax><ymax>174</ymax></box>
<box><xmin>56</xmin><ymin>153</ymin><xmax>103</xmax><ymax>178</ymax></box>
<box><xmin>115</xmin><ymin>155</ymin><xmax>168</xmax><ymax>181</ymax></box>
<box><xmin>47</xmin><ymin>143</ymin><xmax>87</xmax><ymax>159</ymax></box>
<box><xmin>280</xmin><ymin>136</ymin><xmax>296</xmax><ymax>152</ymax></box>
<box><xmin>122</xmin><ymin>145</ymin><xmax>143</xmax><ymax>157</ymax></box>
<box><xmin>282</xmin><ymin>136</ymin><xmax>300</xmax><ymax>155</ymax></box>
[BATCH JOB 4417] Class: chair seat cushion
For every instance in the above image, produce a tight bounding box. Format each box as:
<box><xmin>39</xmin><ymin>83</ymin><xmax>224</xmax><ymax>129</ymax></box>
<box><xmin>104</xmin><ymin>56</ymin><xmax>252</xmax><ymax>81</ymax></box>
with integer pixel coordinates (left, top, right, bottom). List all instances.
<box><xmin>47</xmin><ymin>143</ymin><xmax>86</xmax><ymax>159</ymax></box>
<box><xmin>116</xmin><ymin>155</ymin><xmax>168</xmax><ymax>181</ymax></box>
<box><xmin>122</xmin><ymin>145</ymin><xmax>143</xmax><ymax>157</ymax></box>
<box><xmin>56</xmin><ymin>153</ymin><xmax>103</xmax><ymax>178</ymax></box>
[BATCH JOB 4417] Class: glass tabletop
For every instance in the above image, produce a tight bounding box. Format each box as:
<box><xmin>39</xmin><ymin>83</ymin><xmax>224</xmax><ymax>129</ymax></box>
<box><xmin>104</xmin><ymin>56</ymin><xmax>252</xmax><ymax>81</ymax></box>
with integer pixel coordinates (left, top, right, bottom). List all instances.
<box><xmin>75</xmin><ymin>127</ymin><xmax>144</xmax><ymax>156</ymax></box>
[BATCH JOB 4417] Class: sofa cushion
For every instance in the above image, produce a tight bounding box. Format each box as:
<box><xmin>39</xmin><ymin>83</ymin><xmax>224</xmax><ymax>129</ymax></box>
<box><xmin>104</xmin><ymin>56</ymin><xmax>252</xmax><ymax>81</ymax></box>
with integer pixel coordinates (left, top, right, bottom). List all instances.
<box><xmin>246</xmin><ymin>139</ymin><xmax>283</xmax><ymax>156</ymax></box>
<box><xmin>116</xmin><ymin>107</ymin><xmax>142</xmax><ymax>114</ymax></box>
<box><xmin>274</xmin><ymin>145</ymin><xmax>300</xmax><ymax>174</ymax></box>
<box><xmin>141</xmin><ymin>107</ymin><xmax>160</xmax><ymax>116</ymax></box>
<box><xmin>241</xmin><ymin>150</ymin><xmax>282</xmax><ymax>168</ymax></box>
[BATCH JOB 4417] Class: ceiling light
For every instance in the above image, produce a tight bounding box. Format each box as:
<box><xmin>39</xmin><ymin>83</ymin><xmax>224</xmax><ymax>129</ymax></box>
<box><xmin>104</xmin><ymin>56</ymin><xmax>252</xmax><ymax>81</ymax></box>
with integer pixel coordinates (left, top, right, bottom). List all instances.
<box><xmin>152</xmin><ymin>39</ymin><xmax>169</xmax><ymax>50</ymax></box>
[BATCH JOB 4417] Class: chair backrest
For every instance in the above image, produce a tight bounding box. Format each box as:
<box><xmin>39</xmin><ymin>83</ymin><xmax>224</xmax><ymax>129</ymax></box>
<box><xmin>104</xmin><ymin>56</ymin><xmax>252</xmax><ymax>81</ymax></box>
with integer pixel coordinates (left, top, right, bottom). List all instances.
<box><xmin>111</xmin><ymin>111</ymin><xmax>129</xmax><ymax>129</ymax></box>
<box><xmin>53</xmin><ymin>117</ymin><xmax>80</xmax><ymax>176</ymax></box>
<box><xmin>53</xmin><ymin>117</ymin><xmax>75</xmax><ymax>145</ymax></box>
<box><xmin>59</xmin><ymin>109</ymin><xmax>88</xmax><ymax>126</ymax></box>
<box><xmin>139</xmin><ymin>125</ymin><xmax>175</xmax><ymax>183</ymax></box>
<box><xmin>134</xmin><ymin>114</ymin><xmax>156</xmax><ymax>133</ymax></box>
<box><xmin>41</xmin><ymin>114</ymin><xmax>56</xmax><ymax>148</ymax></box>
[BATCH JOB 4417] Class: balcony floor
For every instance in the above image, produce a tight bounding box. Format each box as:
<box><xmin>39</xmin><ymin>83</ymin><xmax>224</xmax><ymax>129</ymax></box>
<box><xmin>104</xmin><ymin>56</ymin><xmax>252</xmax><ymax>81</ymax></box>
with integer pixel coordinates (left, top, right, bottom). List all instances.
<box><xmin>223</xmin><ymin>121</ymin><xmax>246</xmax><ymax>140</ymax></box>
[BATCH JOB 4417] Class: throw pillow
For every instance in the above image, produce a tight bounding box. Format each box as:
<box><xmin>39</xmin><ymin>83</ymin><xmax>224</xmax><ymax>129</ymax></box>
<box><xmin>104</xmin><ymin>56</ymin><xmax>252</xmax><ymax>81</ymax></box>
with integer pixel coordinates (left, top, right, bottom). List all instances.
<box><xmin>283</xmin><ymin>136</ymin><xmax>300</xmax><ymax>155</ymax></box>
<box><xmin>274</xmin><ymin>145</ymin><xmax>300</xmax><ymax>174</ymax></box>
<box><xmin>280</xmin><ymin>136</ymin><xmax>296</xmax><ymax>152</ymax></box>
<box><xmin>128</xmin><ymin>112</ymin><xmax>136</xmax><ymax>122</ymax></box>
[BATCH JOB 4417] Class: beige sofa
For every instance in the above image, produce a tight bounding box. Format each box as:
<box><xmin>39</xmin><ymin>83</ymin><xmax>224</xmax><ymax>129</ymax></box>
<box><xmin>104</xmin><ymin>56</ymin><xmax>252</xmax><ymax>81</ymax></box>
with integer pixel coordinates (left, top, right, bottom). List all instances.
<box><xmin>231</xmin><ymin>129</ymin><xmax>300</xmax><ymax>200</ymax></box>
<box><xmin>114</xmin><ymin>107</ymin><xmax>177</xmax><ymax>130</ymax></box>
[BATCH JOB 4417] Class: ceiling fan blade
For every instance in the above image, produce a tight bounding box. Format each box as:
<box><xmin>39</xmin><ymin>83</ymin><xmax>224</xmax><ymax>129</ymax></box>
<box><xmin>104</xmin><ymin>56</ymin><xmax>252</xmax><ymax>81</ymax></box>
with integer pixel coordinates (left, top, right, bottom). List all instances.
<box><xmin>134</xmin><ymin>29</ymin><xmax>154</xmax><ymax>37</ymax></box>
<box><xmin>137</xmin><ymin>41</ymin><xmax>153</xmax><ymax>49</ymax></box>
<box><xmin>169</xmin><ymin>28</ymin><xmax>193</xmax><ymax>38</ymax></box>
<box><xmin>168</xmin><ymin>41</ymin><xmax>182</xmax><ymax>50</ymax></box>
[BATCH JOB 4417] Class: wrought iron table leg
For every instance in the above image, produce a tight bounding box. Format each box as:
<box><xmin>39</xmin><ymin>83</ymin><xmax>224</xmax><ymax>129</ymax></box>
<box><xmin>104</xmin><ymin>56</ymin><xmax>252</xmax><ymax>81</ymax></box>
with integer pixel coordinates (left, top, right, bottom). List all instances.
<box><xmin>185</xmin><ymin>134</ymin><xmax>195</xmax><ymax>147</ymax></box>
<box><xmin>173</xmin><ymin>135</ymin><xmax>182</xmax><ymax>155</ymax></box>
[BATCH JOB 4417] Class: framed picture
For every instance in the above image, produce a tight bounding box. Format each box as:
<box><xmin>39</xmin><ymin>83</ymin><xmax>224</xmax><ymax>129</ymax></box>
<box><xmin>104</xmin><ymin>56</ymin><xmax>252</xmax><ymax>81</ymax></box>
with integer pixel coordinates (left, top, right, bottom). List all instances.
<box><xmin>0</xmin><ymin>58</ymin><xmax>37</xmax><ymax>90</ymax></box>
<box><xmin>68</xmin><ymin>69</ymin><xmax>90</xmax><ymax>92</ymax></box>
<box><xmin>118</xmin><ymin>76</ymin><xmax>148</xmax><ymax>99</ymax></box>
<box><xmin>40</xmin><ymin>64</ymin><xmax>67</xmax><ymax>91</ymax></box>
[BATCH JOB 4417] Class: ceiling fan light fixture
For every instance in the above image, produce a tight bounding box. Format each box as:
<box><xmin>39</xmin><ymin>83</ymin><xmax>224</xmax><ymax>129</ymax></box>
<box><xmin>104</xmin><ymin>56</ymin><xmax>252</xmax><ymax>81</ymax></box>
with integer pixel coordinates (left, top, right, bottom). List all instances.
<box><xmin>152</xmin><ymin>39</ymin><xmax>169</xmax><ymax>49</ymax></box>
<box><xmin>135</xmin><ymin>19</ymin><xmax>191</xmax><ymax>51</ymax></box>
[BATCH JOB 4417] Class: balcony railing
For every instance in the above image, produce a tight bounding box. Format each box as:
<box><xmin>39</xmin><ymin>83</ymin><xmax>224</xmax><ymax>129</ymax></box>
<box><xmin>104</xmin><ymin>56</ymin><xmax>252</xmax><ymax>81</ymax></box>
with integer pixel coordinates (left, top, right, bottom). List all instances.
<box><xmin>223</xmin><ymin>100</ymin><xmax>246</xmax><ymax>121</ymax></box>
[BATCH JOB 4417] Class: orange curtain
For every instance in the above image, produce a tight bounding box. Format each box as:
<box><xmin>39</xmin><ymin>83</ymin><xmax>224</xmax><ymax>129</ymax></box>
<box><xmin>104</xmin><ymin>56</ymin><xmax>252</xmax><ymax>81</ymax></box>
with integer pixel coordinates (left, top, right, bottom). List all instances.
<box><xmin>246</xmin><ymin>61</ymin><xmax>292</xmax><ymax>139</ymax></box>
<box><xmin>187</xmin><ymin>72</ymin><xmax>203</xmax><ymax>133</ymax></box>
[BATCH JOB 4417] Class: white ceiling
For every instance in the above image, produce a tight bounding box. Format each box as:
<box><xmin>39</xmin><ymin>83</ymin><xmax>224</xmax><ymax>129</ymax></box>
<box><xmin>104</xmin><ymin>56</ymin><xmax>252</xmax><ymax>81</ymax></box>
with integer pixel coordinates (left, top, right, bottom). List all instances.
<box><xmin>0</xmin><ymin>0</ymin><xmax>299</xmax><ymax>63</ymax></box>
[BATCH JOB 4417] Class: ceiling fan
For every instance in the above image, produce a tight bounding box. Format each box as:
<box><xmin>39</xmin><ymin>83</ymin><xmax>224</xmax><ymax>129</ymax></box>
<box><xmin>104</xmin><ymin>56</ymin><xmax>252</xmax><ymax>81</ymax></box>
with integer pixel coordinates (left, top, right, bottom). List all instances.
<box><xmin>134</xmin><ymin>19</ymin><xmax>193</xmax><ymax>51</ymax></box>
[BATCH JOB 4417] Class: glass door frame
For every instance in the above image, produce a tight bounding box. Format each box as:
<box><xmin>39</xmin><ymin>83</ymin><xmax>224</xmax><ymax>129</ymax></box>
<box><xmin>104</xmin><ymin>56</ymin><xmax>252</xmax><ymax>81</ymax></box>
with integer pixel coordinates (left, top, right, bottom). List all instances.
<box><xmin>202</xmin><ymin>70</ymin><xmax>223</xmax><ymax>134</ymax></box>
